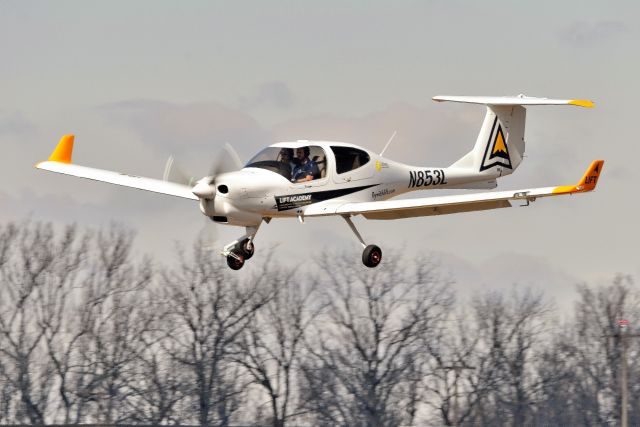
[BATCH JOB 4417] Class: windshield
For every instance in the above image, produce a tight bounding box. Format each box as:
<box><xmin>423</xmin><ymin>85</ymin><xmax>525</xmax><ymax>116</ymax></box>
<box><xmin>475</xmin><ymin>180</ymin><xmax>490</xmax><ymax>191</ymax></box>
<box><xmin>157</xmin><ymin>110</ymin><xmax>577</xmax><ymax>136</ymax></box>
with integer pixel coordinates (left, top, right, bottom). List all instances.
<box><xmin>245</xmin><ymin>147</ymin><xmax>294</xmax><ymax>179</ymax></box>
<box><xmin>246</xmin><ymin>146</ymin><xmax>327</xmax><ymax>182</ymax></box>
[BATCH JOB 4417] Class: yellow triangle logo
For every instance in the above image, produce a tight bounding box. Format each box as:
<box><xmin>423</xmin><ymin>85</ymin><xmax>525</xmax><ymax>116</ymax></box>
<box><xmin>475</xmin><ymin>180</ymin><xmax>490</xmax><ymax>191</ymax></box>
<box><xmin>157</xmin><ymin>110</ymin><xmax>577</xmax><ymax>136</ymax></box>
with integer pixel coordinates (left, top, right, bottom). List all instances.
<box><xmin>480</xmin><ymin>120</ymin><xmax>512</xmax><ymax>171</ymax></box>
<box><xmin>492</xmin><ymin>128</ymin><xmax>507</xmax><ymax>154</ymax></box>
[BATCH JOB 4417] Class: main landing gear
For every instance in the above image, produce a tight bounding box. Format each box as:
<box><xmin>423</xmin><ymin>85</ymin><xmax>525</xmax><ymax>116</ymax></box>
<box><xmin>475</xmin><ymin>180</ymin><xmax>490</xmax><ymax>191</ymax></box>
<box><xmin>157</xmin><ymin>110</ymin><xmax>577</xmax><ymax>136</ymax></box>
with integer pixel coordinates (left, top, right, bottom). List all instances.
<box><xmin>221</xmin><ymin>217</ymin><xmax>382</xmax><ymax>270</ymax></box>
<box><xmin>343</xmin><ymin>215</ymin><xmax>382</xmax><ymax>268</ymax></box>
<box><xmin>222</xmin><ymin>224</ymin><xmax>260</xmax><ymax>271</ymax></box>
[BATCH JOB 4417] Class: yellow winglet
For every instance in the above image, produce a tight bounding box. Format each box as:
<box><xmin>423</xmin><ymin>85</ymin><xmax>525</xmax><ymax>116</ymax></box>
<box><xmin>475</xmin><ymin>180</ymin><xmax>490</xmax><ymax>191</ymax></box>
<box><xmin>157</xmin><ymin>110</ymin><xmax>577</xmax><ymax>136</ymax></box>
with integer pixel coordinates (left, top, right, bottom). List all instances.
<box><xmin>553</xmin><ymin>160</ymin><xmax>604</xmax><ymax>194</ymax></box>
<box><xmin>48</xmin><ymin>134</ymin><xmax>75</xmax><ymax>163</ymax></box>
<box><xmin>569</xmin><ymin>99</ymin><xmax>595</xmax><ymax>108</ymax></box>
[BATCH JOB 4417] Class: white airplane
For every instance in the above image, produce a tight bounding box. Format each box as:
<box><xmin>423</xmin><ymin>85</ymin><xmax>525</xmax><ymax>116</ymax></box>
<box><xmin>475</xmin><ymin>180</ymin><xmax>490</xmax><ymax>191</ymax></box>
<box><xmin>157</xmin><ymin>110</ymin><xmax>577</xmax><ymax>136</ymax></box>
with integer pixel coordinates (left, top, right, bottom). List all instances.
<box><xmin>36</xmin><ymin>95</ymin><xmax>603</xmax><ymax>270</ymax></box>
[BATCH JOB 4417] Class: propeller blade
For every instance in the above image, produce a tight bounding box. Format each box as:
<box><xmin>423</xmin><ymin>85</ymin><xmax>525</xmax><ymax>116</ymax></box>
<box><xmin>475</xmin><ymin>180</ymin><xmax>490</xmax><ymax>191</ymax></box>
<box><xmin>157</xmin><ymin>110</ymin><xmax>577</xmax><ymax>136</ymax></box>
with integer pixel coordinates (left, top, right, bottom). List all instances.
<box><xmin>163</xmin><ymin>156</ymin><xmax>196</xmax><ymax>186</ymax></box>
<box><xmin>224</xmin><ymin>142</ymin><xmax>244</xmax><ymax>171</ymax></box>
<box><xmin>209</xmin><ymin>142</ymin><xmax>243</xmax><ymax>176</ymax></box>
<box><xmin>188</xmin><ymin>143</ymin><xmax>242</xmax><ymax>200</ymax></box>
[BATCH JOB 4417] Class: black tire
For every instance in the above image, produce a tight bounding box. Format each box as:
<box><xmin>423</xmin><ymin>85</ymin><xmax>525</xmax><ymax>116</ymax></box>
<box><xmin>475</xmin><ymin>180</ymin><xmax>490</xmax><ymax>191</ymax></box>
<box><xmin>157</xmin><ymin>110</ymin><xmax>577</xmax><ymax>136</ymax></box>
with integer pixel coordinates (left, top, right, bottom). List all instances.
<box><xmin>235</xmin><ymin>239</ymin><xmax>255</xmax><ymax>260</ymax></box>
<box><xmin>362</xmin><ymin>244</ymin><xmax>382</xmax><ymax>268</ymax></box>
<box><xmin>226</xmin><ymin>251</ymin><xmax>245</xmax><ymax>270</ymax></box>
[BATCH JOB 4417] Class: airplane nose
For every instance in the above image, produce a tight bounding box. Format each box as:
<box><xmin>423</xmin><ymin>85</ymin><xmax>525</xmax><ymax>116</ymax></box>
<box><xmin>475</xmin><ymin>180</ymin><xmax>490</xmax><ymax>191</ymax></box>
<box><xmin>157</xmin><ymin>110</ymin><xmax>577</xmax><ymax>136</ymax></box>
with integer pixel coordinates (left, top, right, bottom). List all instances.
<box><xmin>192</xmin><ymin>179</ymin><xmax>215</xmax><ymax>199</ymax></box>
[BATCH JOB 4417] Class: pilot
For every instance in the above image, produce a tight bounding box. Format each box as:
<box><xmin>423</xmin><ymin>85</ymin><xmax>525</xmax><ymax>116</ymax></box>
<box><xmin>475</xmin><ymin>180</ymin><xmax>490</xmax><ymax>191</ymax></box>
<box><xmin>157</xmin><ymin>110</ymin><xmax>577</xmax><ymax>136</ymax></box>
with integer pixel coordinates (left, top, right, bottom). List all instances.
<box><xmin>278</xmin><ymin>148</ymin><xmax>296</xmax><ymax>178</ymax></box>
<box><xmin>279</xmin><ymin>148</ymin><xmax>294</xmax><ymax>165</ymax></box>
<box><xmin>291</xmin><ymin>146</ymin><xmax>320</xmax><ymax>183</ymax></box>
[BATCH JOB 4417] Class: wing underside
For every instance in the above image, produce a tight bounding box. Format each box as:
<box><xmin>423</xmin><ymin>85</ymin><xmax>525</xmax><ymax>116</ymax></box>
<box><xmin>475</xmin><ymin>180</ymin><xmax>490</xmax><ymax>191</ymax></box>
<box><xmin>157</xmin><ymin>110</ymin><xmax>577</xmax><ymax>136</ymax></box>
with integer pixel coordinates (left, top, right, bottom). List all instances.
<box><xmin>304</xmin><ymin>160</ymin><xmax>604</xmax><ymax>220</ymax></box>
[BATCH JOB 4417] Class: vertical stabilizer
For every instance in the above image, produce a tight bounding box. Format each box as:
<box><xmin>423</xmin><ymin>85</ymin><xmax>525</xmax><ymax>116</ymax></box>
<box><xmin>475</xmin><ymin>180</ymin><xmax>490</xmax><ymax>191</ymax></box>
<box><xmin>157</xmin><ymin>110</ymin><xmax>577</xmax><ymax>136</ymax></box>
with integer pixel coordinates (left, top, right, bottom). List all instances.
<box><xmin>436</xmin><ymin>95</ymin><xmax>594</xmax><ymax>177</ymax></box>
<box><xmin>449</xmin><ymin>105</ymin><xmax>526</xmax><ymax>177</ymax></box>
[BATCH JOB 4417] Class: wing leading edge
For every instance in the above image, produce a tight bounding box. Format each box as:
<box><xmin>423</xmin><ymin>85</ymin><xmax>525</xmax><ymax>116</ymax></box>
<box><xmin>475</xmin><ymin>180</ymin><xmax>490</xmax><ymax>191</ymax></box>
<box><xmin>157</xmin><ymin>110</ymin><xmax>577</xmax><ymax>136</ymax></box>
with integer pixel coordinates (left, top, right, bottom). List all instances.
<box><xmin>36</xmin><ymin>135</ymin><xmax>198</xmax><ymax>200</ymax></box>
<box><xmin>305</xmin><ymin>160</ymin><xmax>604</xmax><ymax>220</ymax></box>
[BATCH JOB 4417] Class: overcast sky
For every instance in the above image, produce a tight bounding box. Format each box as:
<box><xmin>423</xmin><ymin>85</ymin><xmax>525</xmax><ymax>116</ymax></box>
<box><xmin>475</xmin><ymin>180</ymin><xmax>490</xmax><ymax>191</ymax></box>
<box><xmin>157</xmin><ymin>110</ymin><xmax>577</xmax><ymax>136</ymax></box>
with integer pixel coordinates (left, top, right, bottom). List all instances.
<box><xmin>2</xmin><ymin>0</ymin><xmax>638</xmax><ymax>305</ymax></box>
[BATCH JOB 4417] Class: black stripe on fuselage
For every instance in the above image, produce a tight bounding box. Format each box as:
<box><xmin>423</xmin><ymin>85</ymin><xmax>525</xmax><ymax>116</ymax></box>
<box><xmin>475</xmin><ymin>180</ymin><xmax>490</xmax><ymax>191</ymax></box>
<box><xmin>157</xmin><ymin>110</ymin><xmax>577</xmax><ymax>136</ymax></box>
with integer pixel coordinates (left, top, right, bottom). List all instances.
<box><xmin>275</xmin><ymin>184</ymin><xmax>379</xmax><ymax>211</ymax></box>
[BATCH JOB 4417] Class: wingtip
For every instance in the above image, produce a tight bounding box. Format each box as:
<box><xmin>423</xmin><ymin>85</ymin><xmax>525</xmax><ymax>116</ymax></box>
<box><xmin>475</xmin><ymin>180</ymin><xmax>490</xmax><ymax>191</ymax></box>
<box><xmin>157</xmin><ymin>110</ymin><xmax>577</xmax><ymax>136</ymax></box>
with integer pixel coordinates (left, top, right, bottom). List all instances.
<box><xmin>569</xmin><ymin>99</ymin><xmax>595</xmax><ymax>108</ymax></box>
<box><xmin>553</xmin><ymin>160</ymin><xmax>604</xmax><ymax>194</ymax></box>
<box><xmin>47</xmin><ymin>134</ymin><xmax>75</xmax><ymax>163</ymax></box>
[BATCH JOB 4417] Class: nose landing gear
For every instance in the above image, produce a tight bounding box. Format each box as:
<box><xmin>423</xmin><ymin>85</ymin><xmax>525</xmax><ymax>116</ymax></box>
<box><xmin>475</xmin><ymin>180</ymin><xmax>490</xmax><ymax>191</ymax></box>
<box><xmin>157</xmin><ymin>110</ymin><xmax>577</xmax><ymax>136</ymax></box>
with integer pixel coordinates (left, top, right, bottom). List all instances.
<box><xmin>221</xmin><ymin>223</ymin><xmax>261</xmax><ymax>270</ymax></box>
<box><xmin>343</xmin><ymin>215</ymin><xmax>383</xmax><ymax>268</ymax></box>
<box><xmin>225</xmin><ymin>238</ymin><xmax>256</xmax><ymax>270</ymax></box>
<box><xmin>238</xmin><ymin>238</ymin><xmax>254</xmax><ymax>260</ymax></box>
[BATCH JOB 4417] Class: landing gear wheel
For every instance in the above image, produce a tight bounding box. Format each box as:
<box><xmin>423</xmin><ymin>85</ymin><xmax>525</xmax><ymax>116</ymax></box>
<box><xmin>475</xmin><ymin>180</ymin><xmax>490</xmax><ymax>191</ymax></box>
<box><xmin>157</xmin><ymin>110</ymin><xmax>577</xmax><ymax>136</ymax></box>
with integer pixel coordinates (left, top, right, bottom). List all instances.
<box><xmin>235</xmin><ymin>239</ymin><xmax>255</xmax><ymax>260</ymax></box>
<box><xmin>226</xmin><ymin>251</ymin><xmax>245</xmax><ymax>270</ymax></box>
<box><xmin>362</xmin><ymin>244</ymin><xmax>382</xmax><ymax>268</ymax></box>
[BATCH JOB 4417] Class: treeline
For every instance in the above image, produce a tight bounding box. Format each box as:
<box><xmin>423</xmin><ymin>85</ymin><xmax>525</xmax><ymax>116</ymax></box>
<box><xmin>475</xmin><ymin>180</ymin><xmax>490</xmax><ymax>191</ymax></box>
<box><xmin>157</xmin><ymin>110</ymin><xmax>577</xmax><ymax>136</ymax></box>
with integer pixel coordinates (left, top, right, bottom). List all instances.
<box><xmin>0</xmin><ymin>220</ymin><xmax>637</xmax><ymax>426</ymax></box>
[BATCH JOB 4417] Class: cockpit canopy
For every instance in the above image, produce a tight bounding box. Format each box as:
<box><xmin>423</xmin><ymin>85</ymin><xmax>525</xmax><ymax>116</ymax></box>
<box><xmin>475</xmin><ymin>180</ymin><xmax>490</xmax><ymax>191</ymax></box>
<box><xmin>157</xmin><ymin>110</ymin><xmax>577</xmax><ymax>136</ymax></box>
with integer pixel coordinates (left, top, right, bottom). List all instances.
<box><xmin>245</xmin><ymin>143</ymin><xmax>372</xmax><ymax>182</ymax></box>
<box><xmin>245</xmin><ymin>145</ymin><xmax>327</xmax><ymax>181</ymax></box>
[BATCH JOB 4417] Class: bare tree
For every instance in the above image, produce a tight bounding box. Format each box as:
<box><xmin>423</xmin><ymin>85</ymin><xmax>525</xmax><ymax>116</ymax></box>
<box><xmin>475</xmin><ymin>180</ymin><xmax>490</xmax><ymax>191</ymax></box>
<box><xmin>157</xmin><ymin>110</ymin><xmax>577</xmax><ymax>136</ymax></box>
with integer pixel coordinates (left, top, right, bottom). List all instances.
<box><xmin>23</xmin><ymin>224</ymin><xmax>155</xmax><ymax>424</ymax></box>
<box><xmin>233</xmin><ymin>267</ymin><xmax>323</xmax><ymax>427</ymax></box>
<box><xmin>556</xmin><ymin>275</ymin><xmax>640</xmax><ymax>426</ymax></box>
<box><xmin>300</xmin><ymin>252</ymin><xmax>454</xmax><ymax>427</ymax></box>
<box><xmin>160</xmin><ymin>243</ymin><xmax>272</xmax><ymax>426</ymax></box>
<box><xmin>0</xmin><ymin>221</ymin><xmax>87</xmax><ymax>423</ymax></box>
<box><xmin>34</xmin><ymin>224</ymin><xmax>89</xmax><ymax>423</ymax></box>
<box><xmin>124</xmin><ymin>289</ymin><xmax>190</xmax><ymax>424</ymax></box>
<box><xmin>3</xmin><ymin>217</ymin><xmax>639</xmax><ymax>426</ymax></box>
<box><xmin>77</xmin><ymin>225</ymin><xmax>153</xmax><ymax>423</ymax></box>
<box><xmin>461</xmin><ymin>288</ymin><xmax>553</xmax><ymax>427</ymax></box>
<box><xmin>526</xmin><ymin>334</ymin><xmax>579</xmax><ymax>426</ymax></box>
<box><xmin>423</xmin><ymin>307</ymin><xmax>483</xmax><ymax>426</ymax></box>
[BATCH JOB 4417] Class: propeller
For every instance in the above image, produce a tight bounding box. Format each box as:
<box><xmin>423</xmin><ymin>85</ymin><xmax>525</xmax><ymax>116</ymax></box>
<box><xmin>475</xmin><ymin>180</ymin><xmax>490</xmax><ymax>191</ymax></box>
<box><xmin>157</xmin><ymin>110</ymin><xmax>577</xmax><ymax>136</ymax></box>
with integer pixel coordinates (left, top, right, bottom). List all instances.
<box><xmin>163</xmin><ymin>143</ymin><xmax>243</xmax><ymax>248</ymax></box>
<box><xmin>192</xmin><ymin>142</ymin><xmax>243</xmax><ymax>199</ymax></box>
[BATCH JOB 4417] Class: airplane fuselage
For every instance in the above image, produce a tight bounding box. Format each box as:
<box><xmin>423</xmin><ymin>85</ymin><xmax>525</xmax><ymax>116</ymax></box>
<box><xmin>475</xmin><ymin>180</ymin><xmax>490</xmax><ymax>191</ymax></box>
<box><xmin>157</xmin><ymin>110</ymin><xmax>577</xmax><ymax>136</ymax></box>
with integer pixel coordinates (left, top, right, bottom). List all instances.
<box><xmin>203</xmin><ymin>140</ymin><xmax>500</xmax><ymax>227</ymax></box>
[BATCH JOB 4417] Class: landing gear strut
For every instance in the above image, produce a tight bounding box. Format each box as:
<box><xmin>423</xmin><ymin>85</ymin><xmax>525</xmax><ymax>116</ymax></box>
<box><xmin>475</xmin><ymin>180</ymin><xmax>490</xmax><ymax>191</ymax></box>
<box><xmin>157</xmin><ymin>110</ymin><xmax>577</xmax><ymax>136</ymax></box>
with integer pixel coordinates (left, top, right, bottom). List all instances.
<box><xmin>236</xmin><ymin>238</ymin><xmax>254</xmax><ymax>260</ymax></box>
<box><xmin>342</xmin><ymin>215</ymin><xmax>382</xmax><ymax>268</ymax></box>
<box><xmin>222</xmin><ymin>223</ymin><xmax>261</xmax><ymax>270</ymax></box>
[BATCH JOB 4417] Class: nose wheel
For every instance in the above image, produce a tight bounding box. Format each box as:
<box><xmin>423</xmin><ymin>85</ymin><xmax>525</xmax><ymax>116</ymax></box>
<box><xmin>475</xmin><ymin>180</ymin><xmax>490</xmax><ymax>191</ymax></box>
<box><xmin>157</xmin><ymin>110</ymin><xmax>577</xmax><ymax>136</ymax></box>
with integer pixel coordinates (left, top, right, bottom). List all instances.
<box><xmin>362</xmin><ymin>244</ymin><xmax>382</xmax><ymax>268</ymax></box>
<box><xmin>221</xmin><ymin>223</ymin><xmax>262</xmax><ymax>270</ymax></box>
<box><xmin>224</xmin><ymin>239</ymin><xmax>256</xmax><ymax>270</ymax></box>
<box><xmin>226</xmin><ymin>251</ymin><xmax>245</xmax><ymax>270</ymax></box>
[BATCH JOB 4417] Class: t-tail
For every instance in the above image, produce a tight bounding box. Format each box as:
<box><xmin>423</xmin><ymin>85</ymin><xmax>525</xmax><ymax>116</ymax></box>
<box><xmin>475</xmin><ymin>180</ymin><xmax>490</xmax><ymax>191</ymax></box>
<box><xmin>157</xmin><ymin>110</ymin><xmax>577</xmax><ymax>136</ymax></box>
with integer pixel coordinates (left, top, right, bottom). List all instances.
<box><xmin>435</xmin><ymin>95</ymin><xmax>594</xmax><ymax>179</ymax></box>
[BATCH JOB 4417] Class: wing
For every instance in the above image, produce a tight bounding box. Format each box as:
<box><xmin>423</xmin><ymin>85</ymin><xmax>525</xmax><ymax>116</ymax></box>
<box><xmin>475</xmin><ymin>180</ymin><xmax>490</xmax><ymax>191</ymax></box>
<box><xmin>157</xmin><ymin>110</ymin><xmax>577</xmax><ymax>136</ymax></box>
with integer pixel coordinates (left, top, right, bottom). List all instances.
<box><xmin>304</xmin><ymin>160</ymin><xmax>604</xmax><ymax>219</ymax></box>
<box><xmin>35</xmin><ymin>135</ymin><xmax>198</xmax><ymax>200</ymax></box>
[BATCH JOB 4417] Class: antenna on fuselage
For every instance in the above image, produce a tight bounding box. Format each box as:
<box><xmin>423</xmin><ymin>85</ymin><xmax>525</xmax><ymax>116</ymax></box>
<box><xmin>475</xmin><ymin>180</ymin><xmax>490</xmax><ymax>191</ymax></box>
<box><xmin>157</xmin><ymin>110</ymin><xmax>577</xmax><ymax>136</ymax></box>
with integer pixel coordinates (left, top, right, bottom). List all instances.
<box><xmin>379</xmin><ymin>130</ymin><xmax>397</xmax><ymax>157</ymax></box>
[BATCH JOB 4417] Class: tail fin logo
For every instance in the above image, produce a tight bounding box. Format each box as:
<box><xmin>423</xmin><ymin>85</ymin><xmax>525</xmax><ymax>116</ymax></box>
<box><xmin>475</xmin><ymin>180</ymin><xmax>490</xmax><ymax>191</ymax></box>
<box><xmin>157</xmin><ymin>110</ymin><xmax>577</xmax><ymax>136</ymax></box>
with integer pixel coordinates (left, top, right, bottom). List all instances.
<box><xmin>480</xmin><ymin>118</ymin><xmax>512</xmax><ymax>172</ymax></box>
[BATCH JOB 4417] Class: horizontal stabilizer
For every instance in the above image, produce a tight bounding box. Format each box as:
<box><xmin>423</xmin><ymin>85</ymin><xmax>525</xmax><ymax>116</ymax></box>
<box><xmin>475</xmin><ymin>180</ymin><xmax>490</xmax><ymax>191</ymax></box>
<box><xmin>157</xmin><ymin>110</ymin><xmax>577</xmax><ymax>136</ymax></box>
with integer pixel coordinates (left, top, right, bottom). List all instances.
<box><xmin>433</xmin><ymin>95</ymin><xmax>594</xmax><ymax>108</ymax></box>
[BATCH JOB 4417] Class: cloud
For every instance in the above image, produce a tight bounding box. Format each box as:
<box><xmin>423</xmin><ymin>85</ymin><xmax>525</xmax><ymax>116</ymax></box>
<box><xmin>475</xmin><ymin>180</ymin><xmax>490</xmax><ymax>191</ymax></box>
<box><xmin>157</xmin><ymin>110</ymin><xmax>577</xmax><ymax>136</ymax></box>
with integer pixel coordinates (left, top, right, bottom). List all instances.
<box><xmin>95</xmin><ymin>99</ymin><xmax>480</xmax><ymax>175</ymax></box>
<box><xmin>239</xmin><ymin>81</ymin><xmax>294</xmax><ymax>110</ymax></box>
<box><xmin>558</xmin><ymin>20</ymin><xmax>628</xmax><ymax>47</ymax></box>
<box><xmin>0</xmin><ymin>110</ymin><xmax>37</xmax><ymax>137</ymax></box>
<box><xmin>431</xmin><ymin>250</ymin><xmax>582</xmax><ymax>312</ymax></box>
<box><xmin>98</xmin><ymin>99</ymin><xmax>270</xmax><ymax>164</ymax></box>
<box><xmin>271</xmin><ymin>102</ymin><xmax>479</xmax><ymax>166</ymax></box>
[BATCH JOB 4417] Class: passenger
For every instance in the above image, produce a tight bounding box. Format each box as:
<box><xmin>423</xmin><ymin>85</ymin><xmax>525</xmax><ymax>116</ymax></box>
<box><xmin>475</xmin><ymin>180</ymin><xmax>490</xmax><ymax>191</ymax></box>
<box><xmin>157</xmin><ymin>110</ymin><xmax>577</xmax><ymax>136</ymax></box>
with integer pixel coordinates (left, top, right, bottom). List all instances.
<box><xmin>291</xmin><ymin>147</ymin><xmax>320</xmax><ymax>182</ymax></box>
